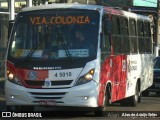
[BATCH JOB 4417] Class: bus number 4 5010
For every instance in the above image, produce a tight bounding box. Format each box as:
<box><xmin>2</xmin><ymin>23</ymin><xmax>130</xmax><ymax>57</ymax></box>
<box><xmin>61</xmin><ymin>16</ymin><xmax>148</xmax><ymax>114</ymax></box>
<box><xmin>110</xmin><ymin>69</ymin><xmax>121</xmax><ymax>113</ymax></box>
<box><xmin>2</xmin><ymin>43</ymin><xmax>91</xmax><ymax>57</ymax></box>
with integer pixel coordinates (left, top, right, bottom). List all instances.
<box><xmin>54</xmin><ymin>72</ymin><xmax>72</xmax><ymax>77</ymax></box>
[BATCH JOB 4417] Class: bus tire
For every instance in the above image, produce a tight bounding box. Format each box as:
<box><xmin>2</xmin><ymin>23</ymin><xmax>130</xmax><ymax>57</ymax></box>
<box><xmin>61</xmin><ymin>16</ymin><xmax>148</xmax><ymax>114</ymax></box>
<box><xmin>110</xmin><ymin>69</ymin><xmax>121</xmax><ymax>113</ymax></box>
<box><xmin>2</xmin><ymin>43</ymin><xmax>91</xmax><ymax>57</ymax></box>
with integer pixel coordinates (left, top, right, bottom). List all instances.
<box><xmin>130</xmin><ymin>84</ymin><xmax>139</xmax><ymax>106</ymax></box>
<box><xmin>94</xmin><ymin>107</ymin><xmax>105</xmax><ymax>116</ymax></box>
<box><xmin>138</xmin><ymin>92</ymin><xmax>141</xmax><ymax>103</ymax></box>
<box><xmin>94</xmin><ymin>87</ymin><xmax>111</xmax><ymax>116</ymax></box>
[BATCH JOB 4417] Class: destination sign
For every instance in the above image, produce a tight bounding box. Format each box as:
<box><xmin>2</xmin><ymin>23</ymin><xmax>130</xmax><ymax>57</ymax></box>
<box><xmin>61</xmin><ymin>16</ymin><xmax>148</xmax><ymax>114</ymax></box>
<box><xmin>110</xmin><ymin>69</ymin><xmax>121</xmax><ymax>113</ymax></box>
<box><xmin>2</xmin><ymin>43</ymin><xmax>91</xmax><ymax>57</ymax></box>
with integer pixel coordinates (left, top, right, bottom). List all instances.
<box><xmin>29</xmin><ymin>16</ymin><xmax>90</xmax><ymax>25</ymax></box>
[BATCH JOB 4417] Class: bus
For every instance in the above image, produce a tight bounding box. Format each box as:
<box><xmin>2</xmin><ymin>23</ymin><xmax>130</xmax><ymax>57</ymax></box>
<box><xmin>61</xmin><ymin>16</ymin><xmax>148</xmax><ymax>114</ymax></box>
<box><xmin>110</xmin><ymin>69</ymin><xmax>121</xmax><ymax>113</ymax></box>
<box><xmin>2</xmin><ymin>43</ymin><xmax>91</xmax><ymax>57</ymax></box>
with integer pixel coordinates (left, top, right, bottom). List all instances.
<box><xmin>5</xmin><ymin>3</ymin><xmax>153</xmax><ymax>115</ymax></box>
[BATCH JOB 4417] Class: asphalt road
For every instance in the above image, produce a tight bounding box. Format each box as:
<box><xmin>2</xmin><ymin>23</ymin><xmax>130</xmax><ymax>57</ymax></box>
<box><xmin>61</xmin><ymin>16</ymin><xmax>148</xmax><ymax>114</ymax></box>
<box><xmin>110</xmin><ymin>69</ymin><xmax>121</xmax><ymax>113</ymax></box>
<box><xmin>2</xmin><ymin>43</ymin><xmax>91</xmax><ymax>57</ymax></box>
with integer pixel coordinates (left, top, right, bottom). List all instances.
<box><xmin>0</xmin><ymin>80</ymin><xmax>160</xmax><ymax>120</ymax></box>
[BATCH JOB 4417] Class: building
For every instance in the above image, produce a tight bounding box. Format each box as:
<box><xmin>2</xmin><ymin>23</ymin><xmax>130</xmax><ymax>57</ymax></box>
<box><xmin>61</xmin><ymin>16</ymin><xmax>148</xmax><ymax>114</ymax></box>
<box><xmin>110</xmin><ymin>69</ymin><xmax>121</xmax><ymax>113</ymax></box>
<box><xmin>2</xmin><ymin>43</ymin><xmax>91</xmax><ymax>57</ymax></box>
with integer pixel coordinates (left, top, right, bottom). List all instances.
<box><xmin>0</xmin><ymin>0</ymin><xmax>32</xmax><ymax>78</ymax></box>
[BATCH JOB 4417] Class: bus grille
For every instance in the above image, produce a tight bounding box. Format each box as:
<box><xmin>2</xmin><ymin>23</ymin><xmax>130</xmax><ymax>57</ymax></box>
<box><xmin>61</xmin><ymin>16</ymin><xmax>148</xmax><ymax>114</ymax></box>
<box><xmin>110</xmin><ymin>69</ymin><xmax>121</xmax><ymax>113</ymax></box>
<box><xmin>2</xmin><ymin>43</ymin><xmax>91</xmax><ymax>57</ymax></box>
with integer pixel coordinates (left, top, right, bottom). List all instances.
<box><xmin>28</xmin><ymin>92</ymin><xmax>67</xmax><ymax>100</ymax></box>
<box><xmin>25</xmin><ymin>80</ymin><xmax>73</xmax><ymax>87</ymax></box>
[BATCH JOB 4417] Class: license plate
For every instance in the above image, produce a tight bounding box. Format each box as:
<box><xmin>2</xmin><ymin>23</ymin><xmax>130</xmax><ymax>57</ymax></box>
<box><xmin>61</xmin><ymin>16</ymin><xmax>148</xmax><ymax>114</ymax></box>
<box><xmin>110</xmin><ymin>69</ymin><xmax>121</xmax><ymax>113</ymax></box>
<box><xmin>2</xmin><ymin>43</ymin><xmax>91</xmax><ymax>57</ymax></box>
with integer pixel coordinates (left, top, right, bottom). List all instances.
<box><xmin>155</xmin><ymin>83</ymin><xmax>160</xmax><ymax>88</ymax></box>
<box><xmin>39</xmin><ymin>101</ymin><xmax>56</xmax><ymax>106</ymax></box>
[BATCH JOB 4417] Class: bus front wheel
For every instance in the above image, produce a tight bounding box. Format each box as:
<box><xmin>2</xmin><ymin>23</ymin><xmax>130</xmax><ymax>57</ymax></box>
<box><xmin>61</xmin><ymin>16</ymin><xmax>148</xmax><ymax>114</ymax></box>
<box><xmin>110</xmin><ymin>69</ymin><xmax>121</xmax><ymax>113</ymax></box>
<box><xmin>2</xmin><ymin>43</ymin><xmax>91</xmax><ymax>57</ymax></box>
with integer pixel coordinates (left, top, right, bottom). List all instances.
<box><xmin>94</xmin><ymin>87</ymin><xmax>111</xmax><ymax>116</ymax></box>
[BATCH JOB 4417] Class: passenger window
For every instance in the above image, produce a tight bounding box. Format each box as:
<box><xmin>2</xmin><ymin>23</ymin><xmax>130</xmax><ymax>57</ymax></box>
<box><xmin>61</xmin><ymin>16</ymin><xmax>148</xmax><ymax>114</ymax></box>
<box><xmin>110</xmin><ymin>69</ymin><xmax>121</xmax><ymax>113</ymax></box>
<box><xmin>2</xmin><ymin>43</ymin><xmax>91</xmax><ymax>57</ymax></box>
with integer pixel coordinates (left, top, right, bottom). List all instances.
<box><xmin>137</xmin><ymin>21</ymin><xmax>144</xmax><ymax>37</ymax></box>
<box><xmin>112</xmin><ymin>16</ymin><xmax>120</xmax><ymax>35</ymax></box>
<box><xmin>144</xmin><ymin>22</ymin><xmax>151</xmax><ymax>37</ymax></box>
<box><xmin>129</xmin><ymin>19</ymin><xmax>137</xmax><ymax>36</ymax></box>
<box><xmin>120</xmin><ymin>18</ymin><xmax>128</xmax><ymax>35</ymax></box>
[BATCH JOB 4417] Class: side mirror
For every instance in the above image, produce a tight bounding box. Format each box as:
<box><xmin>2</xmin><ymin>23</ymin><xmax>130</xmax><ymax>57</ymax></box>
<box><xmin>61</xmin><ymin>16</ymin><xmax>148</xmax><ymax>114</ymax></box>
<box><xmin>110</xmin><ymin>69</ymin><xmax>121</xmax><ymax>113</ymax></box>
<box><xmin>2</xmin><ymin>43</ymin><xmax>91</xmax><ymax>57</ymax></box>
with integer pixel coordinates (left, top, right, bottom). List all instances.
<box><xmin>8</xmin><ymin>20</ymin><xmax>14</xmax><ymax>40</ymax></box>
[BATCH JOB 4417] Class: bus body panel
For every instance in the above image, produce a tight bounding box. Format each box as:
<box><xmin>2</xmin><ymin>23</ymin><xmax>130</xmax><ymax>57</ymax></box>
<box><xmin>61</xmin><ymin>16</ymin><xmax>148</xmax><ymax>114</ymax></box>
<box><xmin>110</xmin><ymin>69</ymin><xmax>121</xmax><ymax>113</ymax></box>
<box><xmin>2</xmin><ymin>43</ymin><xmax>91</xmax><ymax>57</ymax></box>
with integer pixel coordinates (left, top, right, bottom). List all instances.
<box><xmin>126</xmin><ymin>54</ymin><xmax>153</xmax><ymax>98</ymax></box>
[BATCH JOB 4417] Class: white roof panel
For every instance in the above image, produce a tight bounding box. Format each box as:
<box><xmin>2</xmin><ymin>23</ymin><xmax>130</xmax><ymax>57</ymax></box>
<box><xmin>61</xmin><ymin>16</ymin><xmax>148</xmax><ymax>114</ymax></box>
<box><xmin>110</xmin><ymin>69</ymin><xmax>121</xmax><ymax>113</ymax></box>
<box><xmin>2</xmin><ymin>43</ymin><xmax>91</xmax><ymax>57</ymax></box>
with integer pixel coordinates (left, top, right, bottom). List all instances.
<box><xmin>21</xmin><ymin>3</ymin><xmax>103</xmax><ymax>12</ymax></box>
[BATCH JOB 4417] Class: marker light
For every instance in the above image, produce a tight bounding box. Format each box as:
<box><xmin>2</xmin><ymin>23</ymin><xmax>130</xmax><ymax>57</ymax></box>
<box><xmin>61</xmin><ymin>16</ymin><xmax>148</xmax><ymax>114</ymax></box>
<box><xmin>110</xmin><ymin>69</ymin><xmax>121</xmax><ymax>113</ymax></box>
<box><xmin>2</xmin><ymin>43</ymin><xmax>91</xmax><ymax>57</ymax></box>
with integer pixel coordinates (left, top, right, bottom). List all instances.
<box><xmin>84</xmin><ymin>96</ymin><xmax>88</xmax><ymax>100</ymax></box>
<box><xmin>7</xmin><ymin>70</ymin><xmax>10</xmax><ymax>74</ymax></box>
<box><xmin>11</xmin><ymin>96</ymin><xmax>14</xmax><ymax>99</ymax></box>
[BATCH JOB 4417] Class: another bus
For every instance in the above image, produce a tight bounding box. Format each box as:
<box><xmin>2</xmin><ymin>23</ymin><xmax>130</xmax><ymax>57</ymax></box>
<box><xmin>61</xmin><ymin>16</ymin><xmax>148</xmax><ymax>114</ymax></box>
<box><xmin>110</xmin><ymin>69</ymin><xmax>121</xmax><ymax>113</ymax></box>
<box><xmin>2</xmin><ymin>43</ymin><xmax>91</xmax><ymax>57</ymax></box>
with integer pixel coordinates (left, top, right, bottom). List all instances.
<box><xmin>5</xmin><ymin>3</ymin><xmax>153</xmax><ymax>115</ymax></box>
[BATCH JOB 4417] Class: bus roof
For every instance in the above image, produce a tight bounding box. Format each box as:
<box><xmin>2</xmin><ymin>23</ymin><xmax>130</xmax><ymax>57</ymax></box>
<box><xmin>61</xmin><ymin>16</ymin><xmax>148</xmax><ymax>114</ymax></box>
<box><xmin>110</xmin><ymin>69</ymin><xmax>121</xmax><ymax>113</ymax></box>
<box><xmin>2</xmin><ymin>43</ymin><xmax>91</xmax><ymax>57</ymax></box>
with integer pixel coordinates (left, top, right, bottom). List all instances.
<box><xmin>21</xmin><ymin>3</ymin><xmax>149</xmax><ymax>21</ymax></box>
<box><xmin>104</xmin><ymin>7</ymin><xmax>149</xmax><ymax>21</ymax></box>
<box><xmin>22</xmin><ymin>3</ymin><xmax>103</xmax><ymax>12</ymax></box>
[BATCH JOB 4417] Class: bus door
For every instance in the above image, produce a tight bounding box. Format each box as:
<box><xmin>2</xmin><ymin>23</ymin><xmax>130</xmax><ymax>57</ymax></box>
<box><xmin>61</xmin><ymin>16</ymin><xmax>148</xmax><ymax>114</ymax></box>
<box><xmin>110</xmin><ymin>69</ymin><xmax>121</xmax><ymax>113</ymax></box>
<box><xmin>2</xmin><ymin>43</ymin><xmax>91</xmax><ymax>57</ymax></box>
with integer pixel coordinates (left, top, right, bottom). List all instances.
<box><xmin>110</xmin><ymin>15</ymin><xmax>121</xmax><ymax>101</ymax></box>
<box><xmin>120</xmin><ymin>54</ymin><xmax>127</xmax><ymax>99</ymax></box>
<box><xmin>99</xmin><ymin>14</ymin><xmax>112</xmax><ymax>105</ymax></box>
<box><xmin>118</xmin><ymin>17</ymin><xmax>128</xmax><ymax>100</ymax></box>
<box><xmin>111</xmin><ymin>43</ymin><xmax>127</xmax><ymax>101</ymax></box>
<box><xmin>111</xmin><ymin>16</ymin><xmax>128</xmax><ymax>101</ymax></box>
<box><xmin>110</xmin><ymin>54</ymin><xmax>122</xmax><ymax>101</ymax></box>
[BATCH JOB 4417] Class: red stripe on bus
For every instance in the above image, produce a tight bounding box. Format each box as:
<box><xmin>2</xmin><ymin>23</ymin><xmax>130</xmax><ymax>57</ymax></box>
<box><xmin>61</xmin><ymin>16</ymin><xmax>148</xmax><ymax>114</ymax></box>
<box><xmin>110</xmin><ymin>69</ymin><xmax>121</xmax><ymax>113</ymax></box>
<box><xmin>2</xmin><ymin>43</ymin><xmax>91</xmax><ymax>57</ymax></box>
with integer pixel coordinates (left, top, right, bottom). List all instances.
<box><xmin>7</xmin><ymin>60</ymin><xmax>48</xmax><ymax>88</ymax></box>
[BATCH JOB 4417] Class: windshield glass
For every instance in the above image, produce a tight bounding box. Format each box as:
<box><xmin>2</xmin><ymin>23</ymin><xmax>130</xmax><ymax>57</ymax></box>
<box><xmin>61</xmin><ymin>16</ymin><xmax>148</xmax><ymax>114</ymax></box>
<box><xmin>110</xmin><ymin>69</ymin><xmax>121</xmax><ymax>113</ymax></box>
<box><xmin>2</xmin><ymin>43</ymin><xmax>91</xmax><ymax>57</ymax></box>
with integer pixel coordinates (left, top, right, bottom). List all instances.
<box><xmin>9</xmin><ymin>9</ymin><xmax>99</xmax><ymax>61</ymax></box>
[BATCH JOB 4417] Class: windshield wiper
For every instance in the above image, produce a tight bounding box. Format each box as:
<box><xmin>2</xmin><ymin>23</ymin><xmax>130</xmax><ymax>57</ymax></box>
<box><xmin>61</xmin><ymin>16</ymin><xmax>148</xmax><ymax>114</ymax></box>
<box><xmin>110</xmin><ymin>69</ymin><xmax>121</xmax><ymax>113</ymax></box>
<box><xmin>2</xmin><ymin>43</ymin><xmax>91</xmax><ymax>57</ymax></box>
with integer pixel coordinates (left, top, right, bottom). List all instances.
<box><xmin>25</xmin><ymin>39</ymin><xmax>41</xmax><ymax>62</ymax></box>
<box><xmin>24</xmin><ymin>48</ymin><xmax>36</xmax><ymax>61</ymax></box>
<box><xmin>62</xmin><ymin>43</ymin><xmax>73</xmax><ymax>61</ymax></box>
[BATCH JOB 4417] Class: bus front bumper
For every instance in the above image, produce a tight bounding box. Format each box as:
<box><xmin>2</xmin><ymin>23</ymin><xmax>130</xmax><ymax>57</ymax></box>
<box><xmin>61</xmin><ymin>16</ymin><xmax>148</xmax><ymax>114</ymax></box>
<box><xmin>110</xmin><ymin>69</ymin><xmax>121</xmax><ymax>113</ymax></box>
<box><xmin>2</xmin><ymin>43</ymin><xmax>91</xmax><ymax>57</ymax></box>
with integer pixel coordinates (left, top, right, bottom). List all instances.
<box><xmin>5</xmin><ymin>80</ymin><xmax>99</xmax><ymax>108</ymax></box>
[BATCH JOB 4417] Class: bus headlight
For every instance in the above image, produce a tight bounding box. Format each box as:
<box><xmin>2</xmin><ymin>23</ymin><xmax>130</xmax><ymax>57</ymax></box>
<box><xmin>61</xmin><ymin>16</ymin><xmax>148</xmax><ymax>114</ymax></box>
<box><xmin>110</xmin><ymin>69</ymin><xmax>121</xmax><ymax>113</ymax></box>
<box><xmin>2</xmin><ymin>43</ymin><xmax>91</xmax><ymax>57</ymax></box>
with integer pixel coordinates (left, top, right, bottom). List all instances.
<box><xmin>75</xmin><ymin>69</ymin><xmax>95</xmax><ymax>86</ymax></box>
<box><xmin>8</xmin><ymin>73</ymin><xmax>14</xmax><ymax>80</ymax></box>
<box><xmin>7</xmin><ymin>70</ymin><xmax>22</xmax><ymax>86</ymax></box>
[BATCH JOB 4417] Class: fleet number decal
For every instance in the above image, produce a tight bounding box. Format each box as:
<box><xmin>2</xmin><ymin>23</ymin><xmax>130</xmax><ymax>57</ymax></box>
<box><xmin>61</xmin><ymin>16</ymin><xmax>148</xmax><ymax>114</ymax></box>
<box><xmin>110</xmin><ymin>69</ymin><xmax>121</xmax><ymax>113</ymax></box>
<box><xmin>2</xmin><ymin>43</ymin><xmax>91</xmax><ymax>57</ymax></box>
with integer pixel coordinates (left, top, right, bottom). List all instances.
<box><xmin>54</xmin><ymin>72</ymin><xmax>72</xmax><ymax>77</ymax></box>
<box><xmin>49</xmin><ymin>68</ymin><xmax>82</xmax><ymax>80</ymax></box>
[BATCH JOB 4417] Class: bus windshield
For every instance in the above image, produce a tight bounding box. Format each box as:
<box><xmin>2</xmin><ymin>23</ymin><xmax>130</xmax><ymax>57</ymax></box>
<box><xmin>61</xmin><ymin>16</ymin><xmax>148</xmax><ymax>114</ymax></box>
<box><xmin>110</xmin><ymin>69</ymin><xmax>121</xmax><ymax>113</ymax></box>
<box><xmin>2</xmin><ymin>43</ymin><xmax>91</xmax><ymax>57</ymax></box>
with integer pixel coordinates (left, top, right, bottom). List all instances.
<box><xmin>9</xmin><ymin>9</ymin><xmax>99</xmax><ymax>61</ymax></box>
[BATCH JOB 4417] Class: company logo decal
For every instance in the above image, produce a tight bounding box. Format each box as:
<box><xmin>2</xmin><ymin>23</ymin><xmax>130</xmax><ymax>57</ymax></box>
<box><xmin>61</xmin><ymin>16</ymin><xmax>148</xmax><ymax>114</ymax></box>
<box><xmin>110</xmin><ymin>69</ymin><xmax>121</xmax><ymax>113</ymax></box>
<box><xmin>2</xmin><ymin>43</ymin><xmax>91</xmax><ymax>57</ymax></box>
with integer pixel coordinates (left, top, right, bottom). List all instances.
<box><xmin>44</xmin><ymin>80</ymin><xmax>52</xmax><ymax>87</ymax></box>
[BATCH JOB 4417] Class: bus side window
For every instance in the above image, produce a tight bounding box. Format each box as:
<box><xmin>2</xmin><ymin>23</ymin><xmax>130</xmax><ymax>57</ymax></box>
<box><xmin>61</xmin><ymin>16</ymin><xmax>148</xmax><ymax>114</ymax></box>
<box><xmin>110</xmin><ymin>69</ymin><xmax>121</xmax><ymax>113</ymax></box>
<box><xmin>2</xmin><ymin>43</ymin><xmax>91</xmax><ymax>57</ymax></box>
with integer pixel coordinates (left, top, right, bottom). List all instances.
<box><xmin>137</xmin><ymin>20</ymin><xmax>145</xmax><ymax>53</ymax></box>
<box><xmin>129</xmin><ymin>18</ymin><xmax>138</xmax><ymax>54</ymax></box>
<box><xmin>112</xmin><ymin>16</ymin><xmax>121</xmax><ymax>54</ymax></box>
<box><xmin>102</xmin><ymin>15</ymin><xmax>111</xmax><ymax>53</ymax></box>
<box><xmin>144</xmin><ymin>21</ymin><xmax>152</xmax><ymax>53</ymax></box>
<box><xmin>138</xmin><ymin>20</ymin><xmax>144</xmax><ymax>37</ymax></box>
<box><xmin>112</xmin><ymin>16</ymin><xmax>120</xmax><ymax>35</ymax></box>
<box><xmin>120</xmin><ymin>17</ymin><xmax>129</xmax><ymax>54</ymax></box>
<box><xmin>120</xmin><ymin>17</ymin><xmax>128</xmax><ymax>36</ymax></box>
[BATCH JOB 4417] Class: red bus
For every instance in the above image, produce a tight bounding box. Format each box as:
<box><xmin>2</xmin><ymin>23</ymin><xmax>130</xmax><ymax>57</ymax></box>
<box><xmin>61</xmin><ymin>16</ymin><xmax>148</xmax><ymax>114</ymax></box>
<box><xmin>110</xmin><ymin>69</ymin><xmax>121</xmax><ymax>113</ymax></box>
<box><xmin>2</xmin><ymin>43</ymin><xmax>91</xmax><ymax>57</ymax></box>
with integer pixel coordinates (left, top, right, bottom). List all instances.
<box><xmin>5</xmin><ymin>3</ymin><xmax>153</xmax><ymax>115</ymax></box>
